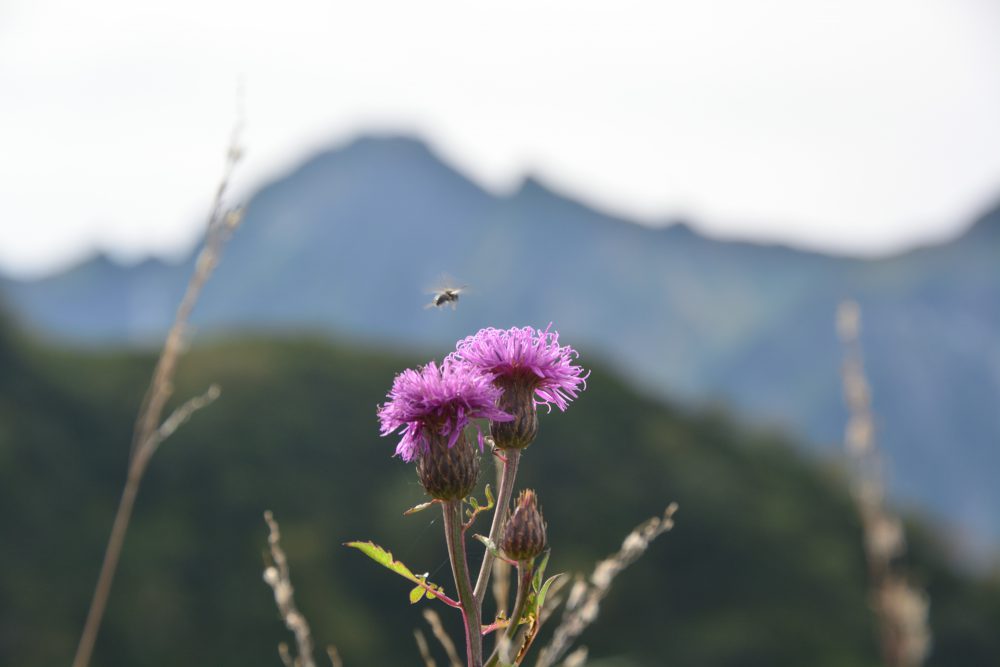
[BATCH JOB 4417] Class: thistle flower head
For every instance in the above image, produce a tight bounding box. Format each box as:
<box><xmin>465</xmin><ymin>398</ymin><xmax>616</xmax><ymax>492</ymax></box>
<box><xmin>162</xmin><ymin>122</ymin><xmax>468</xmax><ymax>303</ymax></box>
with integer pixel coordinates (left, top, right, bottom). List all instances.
<box><xmin>377</xmin><ymin>360</ymin><xmax>512</xmax><ymax>463</ymax></box>
<box><xmin>450</xmin><ymin>325</ymin><xmax>588</xmax><ymax>412</ymax></box>
<box><xmin>501</xmin><ymin>489</ymin><xmax>547</xmax><ymax>562</ymax></box>
<box><xmin>450</xmin><ymin>326</ymin><xmax>587</xmax><ymax>449</ymax></box>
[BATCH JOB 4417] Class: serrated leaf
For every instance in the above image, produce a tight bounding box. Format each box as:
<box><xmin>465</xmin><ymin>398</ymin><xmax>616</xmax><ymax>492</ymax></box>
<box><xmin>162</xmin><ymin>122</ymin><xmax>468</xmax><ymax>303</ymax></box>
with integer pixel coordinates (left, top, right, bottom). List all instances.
<box><xmin>409</xmin><ymin>585</ymin><xmax>427</xmax><ymax>604</ymax></box>
<box><xmin>344</xmin><ymin>540</ymin><xmax>456</xmax><ymax>607</ymax></box>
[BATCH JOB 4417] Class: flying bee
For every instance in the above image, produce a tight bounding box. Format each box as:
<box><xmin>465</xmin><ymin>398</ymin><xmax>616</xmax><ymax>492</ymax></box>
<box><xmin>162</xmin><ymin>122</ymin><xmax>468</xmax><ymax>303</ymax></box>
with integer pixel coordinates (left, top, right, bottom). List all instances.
<box><xmin>425</xmin><ymin>277</ymin><xmax>467</xmax><ymax>310</ymax></box>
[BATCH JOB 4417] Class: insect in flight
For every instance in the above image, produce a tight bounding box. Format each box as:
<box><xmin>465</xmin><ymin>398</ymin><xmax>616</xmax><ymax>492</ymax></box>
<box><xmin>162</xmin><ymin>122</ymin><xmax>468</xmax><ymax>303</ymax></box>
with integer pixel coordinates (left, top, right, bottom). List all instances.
<box><xmin>425</xmin><ymin>277</ymin><xmax>467</xmax><ymax>310</ymax></box>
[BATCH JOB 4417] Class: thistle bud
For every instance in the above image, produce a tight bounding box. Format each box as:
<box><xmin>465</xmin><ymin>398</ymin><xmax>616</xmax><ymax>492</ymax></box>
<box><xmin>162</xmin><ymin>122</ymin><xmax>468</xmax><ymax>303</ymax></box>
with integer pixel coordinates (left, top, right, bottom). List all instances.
<box><xmin>491</xmin><ymin>377</ymin><xmax>539</xmax><ymax>450</ymax></box>
<box><xmin>501</xmin><ymin>489</ymin><xmax>547</xmax><ymax>562</ymax></box>
<box><xmin>416</xmin><ymin>429</ymin><xmax>480</xmax><ymax>501</ymax></box>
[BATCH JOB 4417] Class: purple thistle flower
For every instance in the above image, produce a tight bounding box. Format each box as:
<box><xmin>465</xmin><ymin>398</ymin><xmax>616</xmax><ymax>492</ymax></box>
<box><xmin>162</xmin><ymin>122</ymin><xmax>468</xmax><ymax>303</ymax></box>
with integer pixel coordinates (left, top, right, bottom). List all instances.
<box><xmin>449</xmin><ymin>325</ymin><xmax>588</xmax><ymax>412</ymax></box>
<box><xmin>378</xmin><ymin>360</ymin><xmax>513</xmax><ymax>462</ymax></box>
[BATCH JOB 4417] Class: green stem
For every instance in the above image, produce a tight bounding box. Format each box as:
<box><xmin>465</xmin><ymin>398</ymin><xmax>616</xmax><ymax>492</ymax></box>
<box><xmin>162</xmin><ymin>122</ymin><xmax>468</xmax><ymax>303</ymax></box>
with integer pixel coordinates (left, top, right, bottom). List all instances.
<box><xmin>505</xmin><ymin>562</ymin><xmax>533</xmax><ymax>642</ymax></box>
<box><xmin>474</xmin><ymin>449</ymin><xmax>521</xmax><ymax>606</ymax></box>
<box><xmin>485</xmin><ymin>561</ymin><xmax>533</xmax><ymax>667</ymax></box>
<box><xmin>444</xmin><ymin>499</ymin><xmax>483</xmax><ymax>667</ymax></box>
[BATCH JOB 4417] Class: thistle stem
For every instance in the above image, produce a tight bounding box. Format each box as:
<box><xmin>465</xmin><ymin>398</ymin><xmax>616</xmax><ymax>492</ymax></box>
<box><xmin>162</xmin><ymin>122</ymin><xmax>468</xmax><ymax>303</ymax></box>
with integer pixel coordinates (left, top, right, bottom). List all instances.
<box><xmin>505</xmin><ymin>562</ymin><xmax>533</xmax><ymax>642</ymax></box>
<box><xmin>484</xmin><ymin>561</ymin><xmax>532</xmax><ymax>667</ymax></box>
<box><xmin>474</xmin><ymin>449</ymin><xmax>521</xmax><ymax>606</ymax></box>
<box><xmin>443</xmin><ymin>499</ymin><xmax>483</xmax><ymax>667</ymax></box>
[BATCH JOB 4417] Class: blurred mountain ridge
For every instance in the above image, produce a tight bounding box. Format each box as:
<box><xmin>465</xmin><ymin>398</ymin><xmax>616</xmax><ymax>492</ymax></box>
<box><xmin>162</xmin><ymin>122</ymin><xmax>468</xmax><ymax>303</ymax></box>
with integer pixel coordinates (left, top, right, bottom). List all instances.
<box><xmin>2</xmin><ymin>132</ymin><xmax>998</xmax><ymax>560</ymax></box>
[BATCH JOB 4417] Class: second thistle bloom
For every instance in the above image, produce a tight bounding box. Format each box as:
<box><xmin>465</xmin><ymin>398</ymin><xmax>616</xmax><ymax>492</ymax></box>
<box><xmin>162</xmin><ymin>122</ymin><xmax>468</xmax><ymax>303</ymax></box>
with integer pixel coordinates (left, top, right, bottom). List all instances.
<box><xmin>501</xmin><ymin>489</ymin><xmax>547</xmax><ymax>562</ymax></box>
<box><xmin>450</xmin><ymin>326</ymin><xmax>588</xmax><ymax>449</ymax></box>
<box><xmin>377</xmin><ymin>361</ymin><xmax>513</xmax><ymax>499</ymax></box>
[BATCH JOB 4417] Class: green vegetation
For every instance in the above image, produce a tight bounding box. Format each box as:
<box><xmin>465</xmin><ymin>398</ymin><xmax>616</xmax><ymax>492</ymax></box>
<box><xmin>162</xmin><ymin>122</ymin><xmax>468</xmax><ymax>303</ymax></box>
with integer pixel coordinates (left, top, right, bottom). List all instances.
<box><xmin>1</xmin><ymin>314</ymin><xmax>998</xmax><ymax>666</ymax></box>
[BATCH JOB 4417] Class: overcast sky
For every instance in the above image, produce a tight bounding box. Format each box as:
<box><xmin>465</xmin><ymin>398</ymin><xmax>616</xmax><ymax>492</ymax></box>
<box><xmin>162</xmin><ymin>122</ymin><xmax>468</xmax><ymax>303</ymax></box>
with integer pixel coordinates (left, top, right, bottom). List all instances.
<box><xmin>2</xmin><ymin>0</ymin><xmax>1000</xmax><ymax>277</ymax></box>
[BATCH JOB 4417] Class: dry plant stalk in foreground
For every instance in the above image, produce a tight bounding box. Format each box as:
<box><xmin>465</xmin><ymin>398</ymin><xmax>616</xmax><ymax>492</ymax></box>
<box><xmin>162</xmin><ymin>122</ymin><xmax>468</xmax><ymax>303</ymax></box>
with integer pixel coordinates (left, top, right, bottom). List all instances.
<box><xmin>260</xmin><ymin>326</ymin><xmax>677</xmax><ymax>667</ymax></box>
<box><xmin>838</xmin><ymin>300</ymin><xmax>930</xmax><ymax>667</ymax></box>
<box><xmin>533</xmin><ymin>503</ymin><xmax>678</xmax><ymax>667</ymax></box>
<box><xmin>262</xmin><ymin>511</ymin><xmax>342</xmax><ymax>667</ymax></box>
<box><xmin>71</xmin><ymin>132</ymin><xmax>245</xmax><ymax>667</ymax></box>
<box><xmin>262</xmin><ymin>505</ymin><xmax>677</xmax><ymax>667</ymax></box>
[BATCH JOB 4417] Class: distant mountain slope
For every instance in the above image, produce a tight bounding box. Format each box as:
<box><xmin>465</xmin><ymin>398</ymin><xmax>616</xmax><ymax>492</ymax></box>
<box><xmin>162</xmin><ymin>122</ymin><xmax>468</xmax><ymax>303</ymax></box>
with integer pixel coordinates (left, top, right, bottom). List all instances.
<box><xmin>3</xmin><ymin>134</ymin><xmax>999</xmax><ymax>557</ymax></box>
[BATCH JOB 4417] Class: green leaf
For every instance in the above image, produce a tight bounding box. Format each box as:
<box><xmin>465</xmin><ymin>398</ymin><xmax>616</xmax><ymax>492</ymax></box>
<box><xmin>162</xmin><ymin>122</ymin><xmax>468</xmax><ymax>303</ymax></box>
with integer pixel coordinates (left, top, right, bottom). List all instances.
<box><xmin>409</xmin><ymin>585</ymin><xmax>427</xmax><ymax>604</ymax></box>
<box><xmin>344</xmin><ymin>540</ymin><xmax>453</xmax><ymax>606</ymax></box>
<box><xmin>463</xmin><ymin>485</ymin><xmax>496</xmax><ymax>524</ymax></box>
<box><xmin>475</xmin><ymin>534</ymin><xmax>503</xmax><ymax>559</ymax></box>
<box><xmin>534</xmin><ymin>573</ymin><xmax>563</xmax><ymax>616</ymax></box>
<box><xmin>532</xmin><ymin>550</ymin><xmax>551</xmax><ymax>593</ymax></box>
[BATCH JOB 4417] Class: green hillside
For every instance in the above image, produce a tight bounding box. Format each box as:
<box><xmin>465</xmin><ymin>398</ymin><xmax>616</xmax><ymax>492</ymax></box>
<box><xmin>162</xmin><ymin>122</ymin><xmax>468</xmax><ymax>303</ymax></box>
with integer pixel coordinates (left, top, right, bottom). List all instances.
<box><xmin>1</xmin><ymin>315</ymin><xmax>998</xmax><ymax>666</ymax></box>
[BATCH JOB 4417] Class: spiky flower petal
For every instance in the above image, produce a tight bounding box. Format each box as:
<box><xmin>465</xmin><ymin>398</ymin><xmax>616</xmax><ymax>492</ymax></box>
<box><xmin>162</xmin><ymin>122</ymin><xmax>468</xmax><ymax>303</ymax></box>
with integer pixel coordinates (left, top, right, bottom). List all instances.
<box><xmin>450</xmin><ymin>325</ymin><xmax>587</xmax><ymax>449</ymax></box>
<box><xmin>450</xmin><ymin>325</ymin><xmax>588</xmax><ymax>412</ymax></box>
<box><xmin>378</xmin><ymin>360</ymin><xmax>512</xmax><ymax>463</ymax></box>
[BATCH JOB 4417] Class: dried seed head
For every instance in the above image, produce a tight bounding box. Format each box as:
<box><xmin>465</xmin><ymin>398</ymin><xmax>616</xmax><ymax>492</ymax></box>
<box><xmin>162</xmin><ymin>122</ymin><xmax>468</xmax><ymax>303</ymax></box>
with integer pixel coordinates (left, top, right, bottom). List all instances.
<box><xmin>501</xmin><ymin>489</ymin><xmax>547</xmax><ymax>562</ymax></box>
<box><xmin>416</xmin><ymin>428</ymin><xmax>480</xmax><ymax>501</ymax></box>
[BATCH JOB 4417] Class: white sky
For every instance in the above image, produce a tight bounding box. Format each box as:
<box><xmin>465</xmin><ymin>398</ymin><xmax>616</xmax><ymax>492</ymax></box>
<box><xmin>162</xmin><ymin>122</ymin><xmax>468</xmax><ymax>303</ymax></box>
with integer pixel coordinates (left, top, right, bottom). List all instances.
<box><xmin>2</xmin><ymin>0</ymin><xmax>1000</xmax><ymax>277</ymax></box>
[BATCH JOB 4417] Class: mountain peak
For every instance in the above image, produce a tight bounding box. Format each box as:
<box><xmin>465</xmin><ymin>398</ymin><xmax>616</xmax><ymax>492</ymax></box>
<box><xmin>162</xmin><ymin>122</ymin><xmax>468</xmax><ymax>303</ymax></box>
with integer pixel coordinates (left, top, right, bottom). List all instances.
<box><xmin>962</xmin><ymin>197</ymin><xmax>1000</xmax><ymax>240</ymax></box>
<box><xmin>511</xmin><ymin>173</ymin><xmax>551</xmax><ymax>197</ymax></box>
<box><xmin>508</xmin><ymin>173</ymin><xmax>619</xmax><ymax>223</ymax></box>
<box><xmin>299</xmin><ymin>133</ymin><xmax>442</xmax><ymax>175</ymax></box>
<box><xmin>334</xmin><ymin>133</ymin><xmax>436</xmax><ymax>159</ymax></box>
<box><xmin>271</xmin><ymin>132</ymin><xmax>489</xmax><ymax>203</ymax></box>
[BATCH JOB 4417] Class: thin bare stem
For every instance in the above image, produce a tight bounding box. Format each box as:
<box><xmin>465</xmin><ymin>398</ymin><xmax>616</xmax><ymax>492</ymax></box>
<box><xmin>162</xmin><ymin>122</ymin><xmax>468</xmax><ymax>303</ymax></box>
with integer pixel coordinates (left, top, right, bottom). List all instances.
<box><xmin>71</xmin><ymin>129</ymin><xmax>244</xmax><ymax>667</ymax></box>
<box><xmin>559</xmin><ymin>647</ymin><xmax>588</xmax><ymax>667</ymax></box>
<box><xmin>534</xmin><ymin>503</ymin><xmax>678</xmax><ymax>667</ymax></box>
<box><xmin>485</xmin><ymin>561</ymin><xmax>533</xmax><ymax>667</ymax></box>
<box><xmin>505</xmin><ymin>563</ymin><xmax>533</xmax><ymax>642</ymax></box>
<box><xmin>263</xmin><ymin>511</ymin><xmax>318</xmax><ymax>667</ymax></box>
<box><xmin>414</xmin><ymin>629</ymin><xmax>438</xmax><ymax>667</ymax></box>
<box><xmin>837</xmin><ymin>301</ymin><xmax>930</xmax><ymax>667</ymax></box>
<box><xmin>325</xmin><ymin>646</ymin><xmax>344</xmax><ymax>667</ymax></box>
<box><xmin>474</xmin><ymin>449</ymin><xmax>521</xmax><ymax>606</ymax></box>
<box><xmin>443</xmin><ymin>499</ymin><xmax>483</xmax><ymax>667</ymax></box>
<box><xmin>492</xmin><ymin>559</ymin><xmax>511</xmax><ymax>619</ymax></box>
<box><xmin>279</xmin><ymin>643</ymin><xmax>295</xmax><ymax>667</ymax></box>
<box><xmin>423</xmin><ymin>609</ymin><xmax>463</xmax><ymax>667</ymax></box>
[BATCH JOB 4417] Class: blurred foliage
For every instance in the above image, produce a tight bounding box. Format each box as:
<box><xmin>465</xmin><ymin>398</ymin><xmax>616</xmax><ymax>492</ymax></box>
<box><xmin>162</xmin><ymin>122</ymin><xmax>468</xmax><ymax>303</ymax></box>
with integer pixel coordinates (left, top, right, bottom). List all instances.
<box><xmin>0</xmin><ymin>311</ymin><xmax>998</xmax><ymax>667</ymax></box>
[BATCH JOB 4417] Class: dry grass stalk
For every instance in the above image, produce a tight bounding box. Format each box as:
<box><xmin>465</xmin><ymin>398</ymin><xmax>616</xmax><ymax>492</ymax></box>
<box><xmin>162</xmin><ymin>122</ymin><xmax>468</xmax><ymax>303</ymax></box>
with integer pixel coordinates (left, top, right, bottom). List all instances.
<box><xmin>559</xmin><ymin>647</ymin><xmax>588</xmax><ymax>667</ymax></box>
<box><xmin>423</xmin><ymin>608</ymin><xmax>463</xmax><ymax>667</ymax></box>
<box><xmin>534</xmin><ymin>503</ymin><xmax>678</xmax><ymax>667</ymax></box>
<box><xmin>71</xmin><ymin>128</ymin><xmax>245</xmax><ymax>667</ymax></box>
<box><xmin>264</xmin><ymin>510</ymin><xmax>326</xmax><ymax>667</ymax></box>
<box><xmin>492</xmin><ymin>557</ymin><xmax>512</xmax><ymax>618</ymax></box>
<box><xmin>837</xmin><ymin>300</ymin><xmax>930</xmax><ymax>667</ymax></box>
<box><xmin>414</xmin><ymin>629</ymin><xmax>439</xmax><ymax>667</ymax></box>
<box><xmin>325</xmin><ymin>645</ymin><xmax>344</xmax><ymax>667</ymax></box>
<box><xmin>490</xmin><ymin>452</ymin><xmax>513</xmax><ymax>619</ymax></box>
